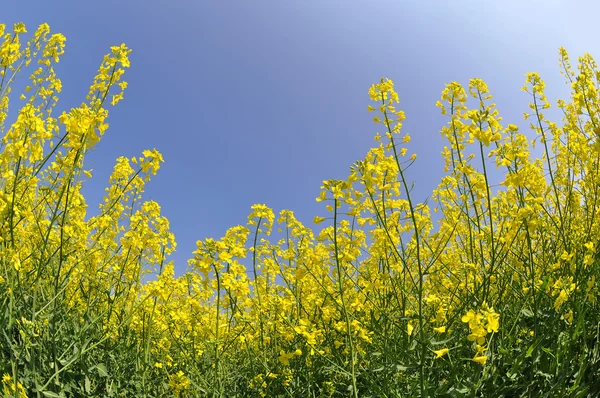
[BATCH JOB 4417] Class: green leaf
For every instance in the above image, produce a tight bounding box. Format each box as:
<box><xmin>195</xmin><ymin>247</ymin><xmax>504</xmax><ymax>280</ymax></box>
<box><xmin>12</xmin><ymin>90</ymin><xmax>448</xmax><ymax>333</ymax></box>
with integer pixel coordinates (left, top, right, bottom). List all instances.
<box><xmin>430</xmin><ymin>336</ymin><xmax>454</xmax><ymax>346</ymax></box>
<box><xmin>526</xmin><ymin>339</ymin><xmax>541</xmax><ymax>358</ymax></box>
<box><xmin>541</xmin><ymin>346</ymin><xmax>555</xmax><ymax>358</ymax></box>
<box><xmin>42</xmin><ymin>392</ymin><xmax>61</xmax><ymax>398</ymax></box>
<box><xmin>95</xmin><ymin>363</ymin><xmax>108</xmax><ymax>377</ymax></box>
<box><xmin>85</xmin><ymin>376</ymin><xmax>91</xmax><ymax>393</ymax></box>
<box><xmin>521</xmin><ymin>307</ymin><xmax>534</xmax><ymax>318</ymax></box>
<box><xmin>395</xmin><ymin>364</ymin><xmax>408</xmax><ymax>372</ymax></box>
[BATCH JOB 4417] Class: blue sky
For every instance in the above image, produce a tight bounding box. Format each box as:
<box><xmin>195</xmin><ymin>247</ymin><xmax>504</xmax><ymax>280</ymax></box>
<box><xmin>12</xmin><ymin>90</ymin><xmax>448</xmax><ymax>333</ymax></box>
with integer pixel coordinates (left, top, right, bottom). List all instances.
<box><xmin>4</xmin><ymin>0</ymin><xmax>599</xmax><ymax>275</ymax></box>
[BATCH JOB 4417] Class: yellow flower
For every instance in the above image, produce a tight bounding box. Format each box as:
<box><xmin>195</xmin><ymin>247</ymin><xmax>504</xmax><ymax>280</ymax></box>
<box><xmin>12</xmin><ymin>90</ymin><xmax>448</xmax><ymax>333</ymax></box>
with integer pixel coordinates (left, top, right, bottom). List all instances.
<box><xmin>554</xmin><ymin>289</ymin><xmax>569</xmax><ymax>311</ymax></box>
<box><xmin>13</xmin><ymin>22</ymin><xmax>27</xmax><ymax>33</ymax></box>
<box><xmin>462</xmin><ymin>310</ymin><xmax>481</xmax><ymax>329</ymax></box>
<box><xmin>433</xmin><ymin>348</ymin><xmax>449</xmax><ymax>358</ymax></box>
<box><xmin>564</xmin><ymin>309</ymin><xmax>574</xmax><ymax>324</ymax></box>
<box><xmin>433</xmin><ymin>326</ymin><xmax>446</xmax><ymax>333</ymax></box>
<box><xmin>485</xmin><ymin>311</ymin><xmax>500</xmax><ymax>333</ymax></box>
<box><xmin>472</xmin><ymin>355</ymin><xmax>488</xmax><ymax>365</ymax></box>
<box><xmin>168</xmin><ymin>371</ymin><xmax>191</xmax><ymax>394</ymax></box>
<box><xmin>278</xmin><ymin>350</ymin><xmax>294</xmax><ymax>366</ymax></box>
<box><xmin>475</xmin><ymin>344</ymin><xmax>487</xmax><ymax>355</ymax></box>
<box><xmin>560</xmin><ymin>251</ymin><xmax>573</xmax><ymax>262</ymax></box>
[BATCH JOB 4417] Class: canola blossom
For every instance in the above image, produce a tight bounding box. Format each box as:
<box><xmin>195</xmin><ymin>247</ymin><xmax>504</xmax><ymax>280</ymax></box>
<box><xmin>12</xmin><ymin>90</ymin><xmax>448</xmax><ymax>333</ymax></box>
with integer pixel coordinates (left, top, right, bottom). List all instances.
<box><xmin>0</xmin><ymin>22</ymin><xmax>600</xmax><ymax>397</ymax></box>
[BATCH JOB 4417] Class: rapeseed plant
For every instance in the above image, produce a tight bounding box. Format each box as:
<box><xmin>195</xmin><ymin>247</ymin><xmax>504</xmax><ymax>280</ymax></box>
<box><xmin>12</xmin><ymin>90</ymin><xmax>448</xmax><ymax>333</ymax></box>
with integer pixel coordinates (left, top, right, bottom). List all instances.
<box><xmin>1</xmin><ymin>21</ymin><xmax>600</xmax><ymax>397</ymax></box>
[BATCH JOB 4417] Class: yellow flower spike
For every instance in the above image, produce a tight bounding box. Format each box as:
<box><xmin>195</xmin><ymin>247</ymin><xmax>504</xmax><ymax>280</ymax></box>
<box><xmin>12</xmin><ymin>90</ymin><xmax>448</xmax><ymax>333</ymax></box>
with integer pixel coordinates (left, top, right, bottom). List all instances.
<box><xmin>13</xmin><ymin>22</ymin><xmax>27</xmax><ymax>34</ymax></box>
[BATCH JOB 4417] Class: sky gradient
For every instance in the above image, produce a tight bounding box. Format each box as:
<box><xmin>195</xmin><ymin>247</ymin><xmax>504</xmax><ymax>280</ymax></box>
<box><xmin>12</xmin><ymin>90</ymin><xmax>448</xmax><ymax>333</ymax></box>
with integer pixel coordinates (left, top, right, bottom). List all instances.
<box><xmin>4</xmin><ymin>0</ymin><xmax>599</xmax><ymax>274</ymax></box>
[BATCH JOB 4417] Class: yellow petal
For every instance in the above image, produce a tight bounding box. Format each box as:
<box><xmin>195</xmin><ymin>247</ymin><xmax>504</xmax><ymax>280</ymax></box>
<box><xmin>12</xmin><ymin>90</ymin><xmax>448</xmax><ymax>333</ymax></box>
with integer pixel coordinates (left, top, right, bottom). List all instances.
<box><xmin>472</xmin><ymin>355</ymin><xmax>488</xmax><ymax>365</ymax></box>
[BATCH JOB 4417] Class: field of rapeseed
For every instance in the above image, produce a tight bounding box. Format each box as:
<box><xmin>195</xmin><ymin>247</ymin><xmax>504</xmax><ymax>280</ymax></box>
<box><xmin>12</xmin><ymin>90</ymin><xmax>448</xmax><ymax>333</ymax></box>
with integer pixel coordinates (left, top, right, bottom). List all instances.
<box><xmin>1</xmin><ymin>22</ymin><xmax>599</xmax><ymax>397</ymax></box>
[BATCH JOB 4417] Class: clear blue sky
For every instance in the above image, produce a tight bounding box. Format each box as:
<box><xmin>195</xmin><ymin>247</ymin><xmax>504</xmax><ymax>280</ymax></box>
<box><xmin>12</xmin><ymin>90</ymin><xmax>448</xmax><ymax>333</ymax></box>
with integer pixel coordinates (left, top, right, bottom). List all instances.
<box><xmin>4</xmin><ymin>0</ymin><xmax>599</xmax><ymax>275</ymax></box>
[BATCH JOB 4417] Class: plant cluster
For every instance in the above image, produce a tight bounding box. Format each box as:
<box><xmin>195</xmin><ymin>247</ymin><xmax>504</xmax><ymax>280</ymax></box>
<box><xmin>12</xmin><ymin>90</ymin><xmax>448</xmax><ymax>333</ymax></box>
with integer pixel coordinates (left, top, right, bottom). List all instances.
<box><xmin>1</xmin><ymin>22</ymin><xmax>599</xmax><ymax>397</ymax></box>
